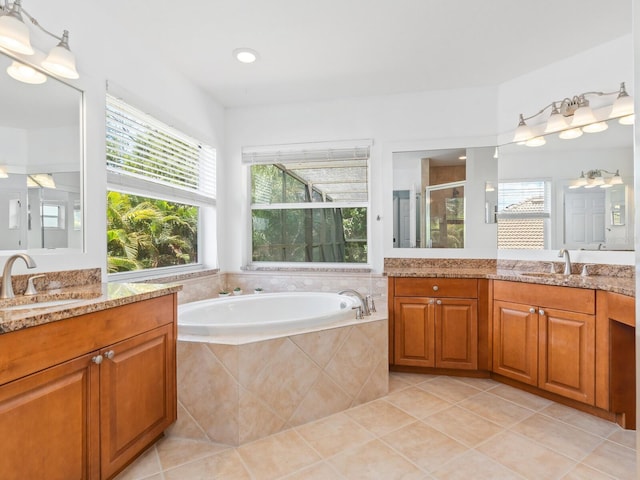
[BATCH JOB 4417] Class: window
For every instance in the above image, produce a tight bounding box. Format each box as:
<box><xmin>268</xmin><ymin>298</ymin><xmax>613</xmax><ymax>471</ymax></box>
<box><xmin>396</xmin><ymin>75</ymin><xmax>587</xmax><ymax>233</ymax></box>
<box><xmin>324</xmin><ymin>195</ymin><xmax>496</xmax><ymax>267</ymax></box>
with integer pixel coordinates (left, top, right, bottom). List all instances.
<box><xmin>106</xmin><ymin>95</ymin><xmax>216</xmax><ymax>274</ymax></box>
<box><xmin>497</xmin><ymin>180</ymin><xmax>551</xmax><ymax>249</ymax></box>
<box><xmin>245</xmin><ymin>141</ymin><xmax>370</xmax><ymax>264</ymax></box>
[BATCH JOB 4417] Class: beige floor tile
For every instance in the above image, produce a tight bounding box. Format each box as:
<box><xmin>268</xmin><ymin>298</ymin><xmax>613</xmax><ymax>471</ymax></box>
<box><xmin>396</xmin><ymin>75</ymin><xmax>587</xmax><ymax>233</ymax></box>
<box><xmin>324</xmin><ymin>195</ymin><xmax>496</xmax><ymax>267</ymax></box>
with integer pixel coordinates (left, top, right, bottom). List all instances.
<box><xmin>478</xmin><ymin>431</ymin><xmax>576</xmax><ymax>479</ymax></box>
<box><xmin>431</xmin><ymin>449</ymin><xmax>522</xmax><ymax>480</ymax></box>
<box><xmin>163</xmin><ymin>450</ymin><xmax>251</xmax><ymax>480</ymax></box>
<box><xmin>581</xmin><ymin>440</ymin><xmax>637</xmax><ymax>480</ymax></box>
<box><xmin>388</xmin><ymin>373</ymin><xmax>412</xmax><ymax>393</ymax></box>
<box><xmin>386</xmin><ymin>386</ymin><xmax>452</xmax><ymax>419</ymax></box>
<box><xmin>425</xmin><ymin>405</ymin><xmax>503</xmax><ymax>447</ymax></box>
<box><xmin>561</xmin><ymin>463</ymin><xmax>616</xmax><ymax>479</ymax></box>
<box><xmin>607</xmin><ymin>427</ymin><xmax>636</xmax><ymax>450</ymax></box>
<box><xmin>459</xmin><ymin>392</ymin><xmax>534</xmax><ymax>427</ymax></box>
<box><xmin>155</xmin><ymin>437</ymin><xmax>229</xmax><ymax>471</ymax></box>
<box><xmin>328</xmin><ymin>439</ymin><xmax>426</xmax><ymax>480</ymax></box>
<box><xmin>381</xmin><ymin>420</ymin><xmax>468</xmax><ymax>472</ymax></box>
<box><xmin>296</xmin><ymin>412</ymin><xmax>375</xmax><ymax>458</ymax></box>
<box><xmin>114</xmin><ymin>446</ymin><xmax>161</xmax><ymax>480</ymax></box>
<box><xmin>417</xmin><ymin>376</ymin><xmax>483</xmax><ymax>403</ymax></box>
<box><xmin>489</xmin><ymin>384</ymin><xmax>554</xmax><ymax>411</ymax></box>
<box><xmin>345</xmin><ymin>398</ymin><xmax>417</xmax><ymax>436</ymax></box>
<box><xmin>237</xmin><ymin>429</ymin><xmax>321</xmax><ymax>480</ymax></box>
<box><xmin>281</xmin><ymin>462</ymin><xmax>345</xmax><ymax>479</ymax></box>
<box><xmin>540</xmin><ymin>404</ymin><xmax>620</xmax><ymax>438</ymax></box>
<box><xmin>512</xmin><ymin>413</ymin><xmax>604</xmax><ymax>461</ymax></box>
<box><xmin>390</xmin><ymin>371</ymin><xmax>437</xmax><ymax>384</ymax></box>
<box><xmin>449</xmin><ymin>376</ymin><xmax>499</xmax><ymax>391</ymax></box>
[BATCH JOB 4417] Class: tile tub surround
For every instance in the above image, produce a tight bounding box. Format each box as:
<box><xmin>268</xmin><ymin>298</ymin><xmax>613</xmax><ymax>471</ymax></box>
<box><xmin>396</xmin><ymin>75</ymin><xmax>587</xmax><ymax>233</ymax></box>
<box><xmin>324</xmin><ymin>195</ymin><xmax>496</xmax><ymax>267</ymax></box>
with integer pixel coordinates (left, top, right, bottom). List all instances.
<box><xmin>172</xmin><ymin>317</ymin><xmax>389</xmax><ymax>445</ymax></box>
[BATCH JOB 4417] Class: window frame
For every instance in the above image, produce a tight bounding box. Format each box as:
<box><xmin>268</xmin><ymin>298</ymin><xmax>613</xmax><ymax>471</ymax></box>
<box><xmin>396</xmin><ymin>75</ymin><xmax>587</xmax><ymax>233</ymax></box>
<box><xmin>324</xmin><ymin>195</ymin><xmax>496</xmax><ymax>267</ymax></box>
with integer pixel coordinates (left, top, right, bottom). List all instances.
<box><xmin>105</xmin><ymin>95</ymin><xmax>216</xmax><ymax>280</ymax></box>
<box><xmin>244</xmin><ymin>140</ymin><xmax>372</xmax><ymax>269</ymax></box>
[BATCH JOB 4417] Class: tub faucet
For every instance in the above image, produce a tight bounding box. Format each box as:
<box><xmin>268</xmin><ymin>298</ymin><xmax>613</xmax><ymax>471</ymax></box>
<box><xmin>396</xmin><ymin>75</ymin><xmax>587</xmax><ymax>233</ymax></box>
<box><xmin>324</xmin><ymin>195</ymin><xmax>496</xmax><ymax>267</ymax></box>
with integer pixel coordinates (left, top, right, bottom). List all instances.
<box><xmin>558</xmin><ymin>249</ymin><xmax>572</xmax><ymax>275</ymax></box>
<box><xmin>1</xmin><ymin>253</ymin><xmax>37</xmax><ymax>299</ymax></box>
<box><xmin>338</xmin><ymin>289</ymin><xmax>371</xmax><ymax>316</ymax></box>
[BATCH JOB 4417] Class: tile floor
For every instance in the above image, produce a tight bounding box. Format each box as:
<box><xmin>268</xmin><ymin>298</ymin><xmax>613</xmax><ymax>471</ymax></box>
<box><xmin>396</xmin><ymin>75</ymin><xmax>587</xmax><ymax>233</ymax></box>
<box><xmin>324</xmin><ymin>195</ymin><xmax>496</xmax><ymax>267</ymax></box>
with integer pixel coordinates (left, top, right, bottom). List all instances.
<box><xmin>115</xmin><ymin>372</ymin><xmax>637</xmax><ymax>480</ymax></box>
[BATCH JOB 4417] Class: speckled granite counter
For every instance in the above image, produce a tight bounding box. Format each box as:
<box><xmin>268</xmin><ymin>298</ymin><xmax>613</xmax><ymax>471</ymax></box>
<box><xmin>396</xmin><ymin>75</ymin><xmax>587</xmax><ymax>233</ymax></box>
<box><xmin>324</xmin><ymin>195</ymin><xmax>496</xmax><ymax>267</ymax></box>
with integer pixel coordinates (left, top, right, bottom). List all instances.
<box><xmin>0</xmin><ymin>281</ymin><xmax>182</xmax><ymax>334</ymax></box>
<box><xmin>384</xmin><ymin>259</ymin><xmax>635</xmax><ymax>297</ymax></box>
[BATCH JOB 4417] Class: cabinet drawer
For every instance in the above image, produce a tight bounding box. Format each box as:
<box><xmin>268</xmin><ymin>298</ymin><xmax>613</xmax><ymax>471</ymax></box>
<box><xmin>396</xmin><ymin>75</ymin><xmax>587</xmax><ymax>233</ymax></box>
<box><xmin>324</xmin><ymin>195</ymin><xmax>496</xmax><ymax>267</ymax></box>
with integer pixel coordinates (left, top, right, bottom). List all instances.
<box><xmin>394</xmin><ymin>278</ymin><xmax>477</xmax><ymax>298</ymax></box>
<box><xmin>493</xmin><ymin>280</ymin><xmax>594</xmax><ymax>315</ymax></box>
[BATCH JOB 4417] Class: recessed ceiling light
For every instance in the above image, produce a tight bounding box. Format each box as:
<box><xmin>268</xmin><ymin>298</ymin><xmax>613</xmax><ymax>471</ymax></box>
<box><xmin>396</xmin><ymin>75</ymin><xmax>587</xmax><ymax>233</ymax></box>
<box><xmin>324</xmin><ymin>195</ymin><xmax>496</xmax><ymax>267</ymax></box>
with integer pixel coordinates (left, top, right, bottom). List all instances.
<box><xmin>233</xmin><ymin>48</ymin><xmax>259</xmax><ymax>64</ymax></box>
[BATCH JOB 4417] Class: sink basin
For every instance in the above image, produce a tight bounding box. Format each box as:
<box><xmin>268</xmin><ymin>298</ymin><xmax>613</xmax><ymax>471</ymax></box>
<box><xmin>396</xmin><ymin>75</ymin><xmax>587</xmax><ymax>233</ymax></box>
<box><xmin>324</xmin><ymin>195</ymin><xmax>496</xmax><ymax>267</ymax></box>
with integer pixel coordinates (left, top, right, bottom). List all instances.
<box><xmin>1</xmin><ymin>299</ymin><xmax>82</xmax><ymax>311</ymax></box>
<box><xmin>519</xmin><ymin>272</ymin><xmax>564</xmax><ymax>278</ymax></box>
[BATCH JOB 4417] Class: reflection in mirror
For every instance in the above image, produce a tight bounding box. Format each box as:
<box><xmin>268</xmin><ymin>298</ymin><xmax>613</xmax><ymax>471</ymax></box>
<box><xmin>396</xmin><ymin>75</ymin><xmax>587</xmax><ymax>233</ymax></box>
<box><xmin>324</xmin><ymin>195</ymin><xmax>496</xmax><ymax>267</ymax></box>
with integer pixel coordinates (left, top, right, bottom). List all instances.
<box><xmin>392</xmin><ymin>146</ymin><xmax>497</xmax><ymax>249</ymax></box>
<box><xmin>497</xmin><ymin>117</ymin><xmax>633</xmax><ymax>251</ymax></box>
<box><xmin>0</xmin><ymin>52</ymin><xmax>83</xmax><ymax>251</ymax></box>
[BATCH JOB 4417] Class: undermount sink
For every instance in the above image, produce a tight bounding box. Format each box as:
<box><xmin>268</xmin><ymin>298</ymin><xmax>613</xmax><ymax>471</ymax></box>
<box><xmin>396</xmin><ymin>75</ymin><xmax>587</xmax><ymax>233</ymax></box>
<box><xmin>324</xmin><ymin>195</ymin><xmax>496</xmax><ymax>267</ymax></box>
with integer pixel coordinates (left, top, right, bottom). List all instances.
<box><xmin>519</xmin><ymin>272</ymin><xmax>564</xmax><ymax>278</ymax></box>
<box><xmin>1</xmin><ymin>298</ymin><xmax>82</xmax><ymax>311</ymax></box>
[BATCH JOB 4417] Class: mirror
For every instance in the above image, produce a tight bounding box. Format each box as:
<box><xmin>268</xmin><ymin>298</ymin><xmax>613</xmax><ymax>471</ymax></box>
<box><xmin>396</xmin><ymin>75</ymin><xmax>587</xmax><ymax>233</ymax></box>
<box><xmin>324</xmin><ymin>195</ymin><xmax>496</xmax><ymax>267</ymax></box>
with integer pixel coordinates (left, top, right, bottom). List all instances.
<box><xmin>0</xmin><ymin>52</ymin><xmax>83</xmax><ymax>251</ymax></box>
<box><xmin>392</xmin><ymin>146</ymin><xmax>497</xmax><ymax>249</ymax></box>
<box><xmin>496</xmin><ymin>117</ymin><xmax>634</xmax><ymax>251</ymax></box>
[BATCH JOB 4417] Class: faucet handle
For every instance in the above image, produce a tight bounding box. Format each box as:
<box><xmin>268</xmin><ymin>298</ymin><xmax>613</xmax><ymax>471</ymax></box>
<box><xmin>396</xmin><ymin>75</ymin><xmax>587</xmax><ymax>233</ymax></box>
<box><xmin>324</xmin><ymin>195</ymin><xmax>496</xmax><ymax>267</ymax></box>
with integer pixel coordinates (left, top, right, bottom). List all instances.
<box><xmin>352</xmin><ymin>305</ymin><xmax>363</xmax><ymax>320</ymax></box>
<box><xmin>366</xmin><ymin>294</ymin><xmax>376</xmax><ymax>313</ymax></box>
<box><xmin>581</xmin><ymin>264</ymin><xmax>595</xmax><ymax>277</ymax></box>
<box><xmin>24</xmin><ymin>274</ymin><xmax>46</xmax><ymax>296</ymax></box>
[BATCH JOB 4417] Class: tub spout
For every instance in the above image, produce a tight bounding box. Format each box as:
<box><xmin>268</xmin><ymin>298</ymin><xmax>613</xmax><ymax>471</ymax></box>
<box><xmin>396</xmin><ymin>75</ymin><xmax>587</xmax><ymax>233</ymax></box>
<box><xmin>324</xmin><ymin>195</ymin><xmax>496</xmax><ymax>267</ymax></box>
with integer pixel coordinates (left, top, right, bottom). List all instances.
<box><xmin>338</xmin><ymin>289</ymin><xmax>370</xmax><ymax>316</ymax></box>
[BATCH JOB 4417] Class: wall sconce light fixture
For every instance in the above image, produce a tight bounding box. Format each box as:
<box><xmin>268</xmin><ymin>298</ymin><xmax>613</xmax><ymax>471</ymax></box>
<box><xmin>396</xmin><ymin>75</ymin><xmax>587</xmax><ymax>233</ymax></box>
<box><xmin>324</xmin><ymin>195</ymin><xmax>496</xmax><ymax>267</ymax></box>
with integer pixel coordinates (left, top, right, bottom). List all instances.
<box><xmin>0</xmin><ymin>0</ymin><xmax>79</xmax><ymax>81</ymax></box>
<box><xmin>513</xmin><ymin>83</ymin><xmax>634</xmax><ymax>147</ymax></box>
<box><xmin>568</xmin><ymin>169</ymin><xmax>623</xmax><ymax>189</ymax></box>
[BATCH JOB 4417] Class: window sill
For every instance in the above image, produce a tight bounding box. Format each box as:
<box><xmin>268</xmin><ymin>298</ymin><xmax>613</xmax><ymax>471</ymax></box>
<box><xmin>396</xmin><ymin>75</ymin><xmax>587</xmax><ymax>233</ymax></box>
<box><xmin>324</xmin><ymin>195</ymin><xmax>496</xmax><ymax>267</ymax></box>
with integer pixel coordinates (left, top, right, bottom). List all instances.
<box><xmin>242</xmin><ymin>263</ymin><xmax>372</xmax><ymax>273</ymax></box>
<box><xmin>108</xmin><ymin>265</ymin><xmax>219</xmax><ymax>284</ymax></box>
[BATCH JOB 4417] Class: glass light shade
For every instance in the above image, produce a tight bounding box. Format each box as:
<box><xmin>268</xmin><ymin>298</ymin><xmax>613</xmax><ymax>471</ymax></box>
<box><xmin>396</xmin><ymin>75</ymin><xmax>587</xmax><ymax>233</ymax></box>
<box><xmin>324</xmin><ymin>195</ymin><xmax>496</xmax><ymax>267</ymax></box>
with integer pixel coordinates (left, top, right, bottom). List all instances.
<box><xmin>570</xmin><ymin>175</ymin><xmax>588</xmax><ymax>189</ymax></box>
<box><xmin>585</xmin><ymin>176</ymin><xmax>604</xmax><ymax>189</ymax></box>
<box><xmin>27</xmin><ymin>173</ymin><xmax>56</xmax><ymax>189</ymax></box>
<box><xmin>581</xmin><ymin>121</ymin><xmax>608</xmax><ymax>133</ymax></box>
<box><xmin>619</xmin><ymin>114</ymin><xmax>634</xmax><ymax>125</ymax></box>
<box><xmin>600</xmin><ymin>181</ymin><xmax>613</xmax><ymax>189</ymax></box>
<box><xmin>544</xmin><ymin>113</ymin><xmax>568</xmax><ymax>133</ymax></box>
<box><xmin>610</xmin><ymin>173</ymin><xmax>623</xmax><ymax>185</ymax></box>
<box><xmin>610</xmin><ymin>94</ymin><xmax>634</xmax><ymax>118</ymax></box>
<box><xmin>0</xmin><ymin>166</ymin><xmax>8</xmax><ymax>178</ymax></box>
<box><xmin>571</xmin><ymin>105</ymin><xmax>597</xmax><ymax>126</ymax></box>
<box><xmin>42</xmin><ymin>44</ymin><xmax>79</xmax><ymax>79</ymax></box>
<box><xmin>6</xmin><ymin>60</ymin><xmax>46</xmax><ymax>84</ymax></box>
<box><xmin>525</xmin><ymin>136</ymin><xmax>546</xmax><ymax>147</ymax></box>
<box><xmin>0</xmin><ymin>13</ymin><xmax>33</xmax><ymax>55</ymax></box>
<box><xmin>513</xmin><ymin>120</ymin><xmax>532</xmax><ymax>144</ymax></box>
<box><xmin>558</xmin><ymin>128</ymin><xmax>583</xmax><ymax>140</ymax></box>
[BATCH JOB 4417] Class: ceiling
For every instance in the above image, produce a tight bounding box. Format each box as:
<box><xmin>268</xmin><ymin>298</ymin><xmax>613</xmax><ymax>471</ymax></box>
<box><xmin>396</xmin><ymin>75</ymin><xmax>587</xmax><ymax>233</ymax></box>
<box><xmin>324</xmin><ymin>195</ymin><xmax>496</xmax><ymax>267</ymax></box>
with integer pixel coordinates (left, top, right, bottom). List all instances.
<box><xmin>106</xmin><ymin>0</ymin><xmax>632</xmax><ymax>108</ymax></box>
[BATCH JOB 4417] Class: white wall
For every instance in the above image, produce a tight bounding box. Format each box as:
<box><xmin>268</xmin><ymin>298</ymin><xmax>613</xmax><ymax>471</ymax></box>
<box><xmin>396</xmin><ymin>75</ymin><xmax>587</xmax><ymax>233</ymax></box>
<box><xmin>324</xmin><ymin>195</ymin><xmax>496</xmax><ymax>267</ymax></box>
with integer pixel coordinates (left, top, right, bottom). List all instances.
<box><xmin>0</xmin><ymin>0</ymin><xmax>225</xmax><ymax>279</ymax></box>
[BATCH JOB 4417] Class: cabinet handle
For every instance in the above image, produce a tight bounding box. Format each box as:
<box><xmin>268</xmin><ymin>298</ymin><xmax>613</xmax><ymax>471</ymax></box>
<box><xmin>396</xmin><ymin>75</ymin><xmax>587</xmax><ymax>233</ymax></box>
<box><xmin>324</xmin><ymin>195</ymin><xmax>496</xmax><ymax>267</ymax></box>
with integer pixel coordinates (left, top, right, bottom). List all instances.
<box><xmin>91</xmin><ymin>355</ymin><xmax>103</xmax><ymax>365</ymax></box>
<box><xmin>436</xmin><ymin>299</ymin><xmax>442</xmax><ymax>305</ymax></box>
<box><xmin>429</xmin><ymin>299</ymin><xmax>435</xmax><ymax>304</ymax></box>
<box><xmin>539</xmin><ymin>309</ymin><xmax>545</xmax><ymax>316</ymax></box>
<box><xmin>432</xmin><ymin>285</ymin><xmax>439</xmax><ymax>291</ymax></box>
<box><xmin>529</xmin><ymin>307</ymin><xmax>536</xmax><ymax>314</ymax></box>
<box><xmin>103</xmin><ymin>350</ymin><xmax>115</xmax><ymax>360</ymax></box>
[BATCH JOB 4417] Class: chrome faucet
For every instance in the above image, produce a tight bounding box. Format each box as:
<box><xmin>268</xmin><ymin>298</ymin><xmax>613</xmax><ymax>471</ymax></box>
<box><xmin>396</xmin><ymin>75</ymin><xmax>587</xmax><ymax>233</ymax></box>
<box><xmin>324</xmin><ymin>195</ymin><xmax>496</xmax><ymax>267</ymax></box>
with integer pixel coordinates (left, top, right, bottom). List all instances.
<box><xmin>1</xmin><ymin>254</ymin><xmax>37</xmax><ymax>299</ymax></box>
<box><xmin>558</xmin><ymin>249</ymin><xmax>572</xmax><ymax>275</ymax></box>
<box><xmin>338</xmin><ymin>289</ymin><xmax>371</xmax><ymax>317</ymax></box>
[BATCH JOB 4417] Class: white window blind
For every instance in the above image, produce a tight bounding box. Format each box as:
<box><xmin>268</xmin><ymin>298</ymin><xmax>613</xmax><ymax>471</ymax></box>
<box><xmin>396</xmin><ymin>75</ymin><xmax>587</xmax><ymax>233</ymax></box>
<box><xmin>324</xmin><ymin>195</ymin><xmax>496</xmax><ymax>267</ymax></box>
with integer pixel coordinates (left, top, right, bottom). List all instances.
<box><xmin>106</xmin><ymin>94</ymin><xmax>216</xmax><ymax>202</ymax></box>
<box><xmin>496</xmin><ymin>180</ymin><xmax>551</xmax><ymax>219</ymax></box>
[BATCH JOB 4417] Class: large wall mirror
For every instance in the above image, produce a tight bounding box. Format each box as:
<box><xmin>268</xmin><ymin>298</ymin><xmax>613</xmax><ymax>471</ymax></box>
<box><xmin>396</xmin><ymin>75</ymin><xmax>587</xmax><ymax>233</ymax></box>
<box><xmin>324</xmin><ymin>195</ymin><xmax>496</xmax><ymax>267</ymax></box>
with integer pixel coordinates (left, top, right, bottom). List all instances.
<box><xmin>392</xmin><ymin>146</ymin><xmax>497</xmax><ymax>250</ymax></box>
<box><xmin>496</xmin><ymin>117</ymin><xmax>634</xmax><ymax>251</ymax></box>
<box><xmin>0</xmin><ymin>51</ymin><xmax>83</xmax><ymax>251</ymax></box>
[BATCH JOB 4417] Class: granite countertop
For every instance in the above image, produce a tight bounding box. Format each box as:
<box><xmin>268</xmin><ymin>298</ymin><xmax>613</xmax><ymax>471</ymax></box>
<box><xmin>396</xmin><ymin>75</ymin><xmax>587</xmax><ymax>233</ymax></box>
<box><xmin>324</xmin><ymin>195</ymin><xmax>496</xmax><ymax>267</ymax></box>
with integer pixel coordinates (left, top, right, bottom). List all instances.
<box><xmin>385</xmin><ymin>266</ymin><xmax>635</xmax><ymax>297</ymax></box>
<box><xmin>0</xmin><ymin>282</ymin><xmax>182</xmax><ymax>334</ymax></box>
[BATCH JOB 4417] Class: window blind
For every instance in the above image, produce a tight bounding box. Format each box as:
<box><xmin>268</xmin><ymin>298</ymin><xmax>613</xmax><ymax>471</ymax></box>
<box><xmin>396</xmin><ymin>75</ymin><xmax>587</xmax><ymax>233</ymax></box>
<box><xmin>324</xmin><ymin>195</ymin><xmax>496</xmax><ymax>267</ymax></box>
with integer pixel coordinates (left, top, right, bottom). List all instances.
<box><xmin>106</xmin><ymin>94</ymin><xmax>216</xmax><ymax>201</ymax></box>
<box><xmin>496</xmin><ymin>180</ymin><xmax>551</xmax><ymax>219</ymax></box>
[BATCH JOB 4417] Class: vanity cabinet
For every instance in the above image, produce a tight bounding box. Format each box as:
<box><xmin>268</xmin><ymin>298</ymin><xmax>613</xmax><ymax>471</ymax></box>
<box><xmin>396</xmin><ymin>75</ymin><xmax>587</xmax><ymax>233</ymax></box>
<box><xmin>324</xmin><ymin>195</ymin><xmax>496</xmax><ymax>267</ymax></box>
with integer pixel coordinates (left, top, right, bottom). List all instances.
<box><xmin>0</xmin><ymin>294</ymin><xmax>177</xmax><ymax>480</ymax></box>
<box><xmin>493</xmin><ymin>281</ymin><xmax>596</xmax><ymax>405</ymax></box>
<box><xmin>391</xmin><ymin>278</ymin><xmax>478</xmax><ymax>370</ymax></box>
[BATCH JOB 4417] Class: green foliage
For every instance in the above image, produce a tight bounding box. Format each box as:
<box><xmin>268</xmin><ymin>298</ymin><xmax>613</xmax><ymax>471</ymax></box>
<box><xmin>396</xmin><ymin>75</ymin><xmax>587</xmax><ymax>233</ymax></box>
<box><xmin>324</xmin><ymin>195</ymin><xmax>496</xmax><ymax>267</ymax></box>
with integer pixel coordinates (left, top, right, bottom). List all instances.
<box><xmin>106</xmin><ymin>191</ymin><xmax>198</xmax><ymax>273</ymax></box>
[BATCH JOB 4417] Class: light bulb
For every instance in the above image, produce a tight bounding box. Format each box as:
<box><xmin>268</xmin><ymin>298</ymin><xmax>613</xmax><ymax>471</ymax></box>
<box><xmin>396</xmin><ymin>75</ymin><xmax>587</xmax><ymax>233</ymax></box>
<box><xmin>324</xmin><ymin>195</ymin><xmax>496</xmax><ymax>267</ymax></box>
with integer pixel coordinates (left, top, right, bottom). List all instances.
<box><xmin>6</xmin><ymin>60</ymin><xmax>46</xmax><ymax>84</ymax></box>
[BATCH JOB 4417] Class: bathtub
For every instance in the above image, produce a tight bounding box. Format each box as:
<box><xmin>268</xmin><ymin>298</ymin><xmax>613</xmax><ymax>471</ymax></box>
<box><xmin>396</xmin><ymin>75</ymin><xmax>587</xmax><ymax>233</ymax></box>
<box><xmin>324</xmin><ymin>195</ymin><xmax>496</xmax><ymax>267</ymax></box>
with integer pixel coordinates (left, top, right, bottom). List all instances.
<box><xmin>174</xmin><ymin>290</ymin><xmax>388</xmax><ymax>445</ymax></box>
<box><xmin>178</xmin><ymin>291</ymin><xmax>360</xmax><ymax>337</ymax></box>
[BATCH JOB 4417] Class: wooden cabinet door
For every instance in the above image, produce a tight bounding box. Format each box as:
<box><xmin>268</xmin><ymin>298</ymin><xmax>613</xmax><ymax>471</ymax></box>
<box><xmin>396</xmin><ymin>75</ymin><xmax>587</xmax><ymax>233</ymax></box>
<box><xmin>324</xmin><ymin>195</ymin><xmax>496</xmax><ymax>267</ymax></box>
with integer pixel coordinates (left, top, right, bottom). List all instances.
<box><xmin>538</xmin><ymin>307</ymin><xmax>595</xmax><ymax>405</ymax></box>
<box><xmin>493</xmin><ymin>300</ymin><xmax>538</xmax><ymax>386</ymax></box>
<box><xmin>435</xmin><ymin>298</ymin><xmax>478</xmax><ymax>370</ymax></box>
<box><xmin>0</xmin><ymin>353</ymin><xmax>100</xmax><ymax>480</ymax></box>
<box><xmin>100</xmin><ymin>324</ymin><xmax>176</xmax><ymax>479</ymax></box>
<box><xmin>394</xmin><ymin>298</ymin><xmax>435</xmax><ymax>367</ymax></box>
